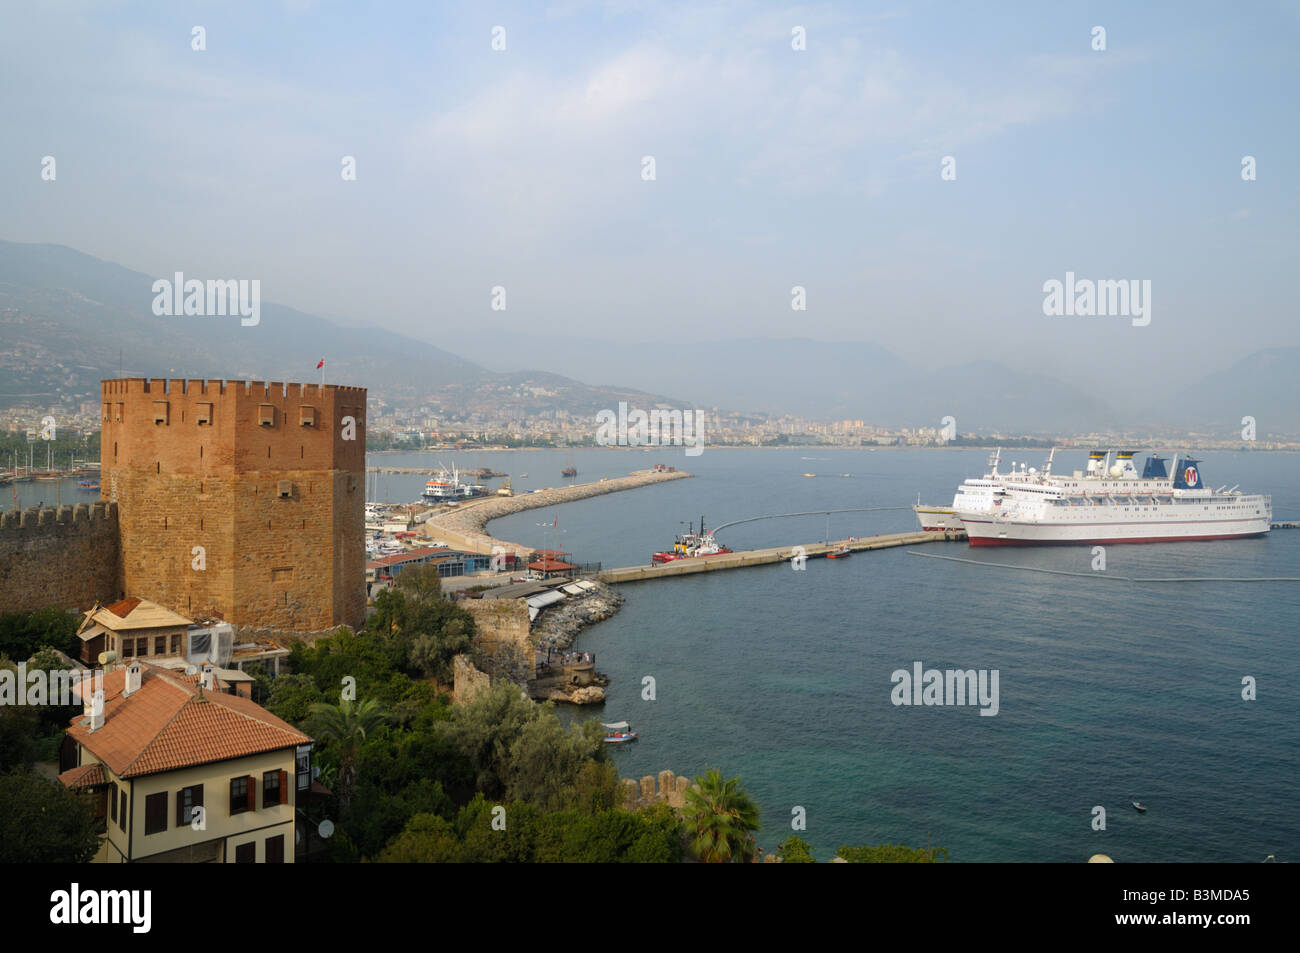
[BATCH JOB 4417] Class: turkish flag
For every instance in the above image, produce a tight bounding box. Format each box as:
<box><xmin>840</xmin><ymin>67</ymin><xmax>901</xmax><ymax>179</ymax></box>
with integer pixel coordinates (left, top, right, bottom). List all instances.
<box><xmin>316</xmin><ymin>359</ymin><xmax>325</xmax><ymax>369</ymax></box>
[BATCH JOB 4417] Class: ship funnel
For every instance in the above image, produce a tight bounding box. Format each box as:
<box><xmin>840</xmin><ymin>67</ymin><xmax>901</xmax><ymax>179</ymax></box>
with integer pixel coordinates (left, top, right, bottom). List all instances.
<box><xmin>1140</xmin><ymin>454</ymin><xmax>1169</xmax><ymax>480</ymax></box>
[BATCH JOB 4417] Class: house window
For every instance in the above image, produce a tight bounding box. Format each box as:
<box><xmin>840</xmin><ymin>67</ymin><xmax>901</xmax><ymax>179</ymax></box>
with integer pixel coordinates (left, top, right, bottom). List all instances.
<box><xmin>258</xmin><ymin>404</ymin><xmax>275</xmax><ymax>427</ymax></box>
<box><xmin>110</xmin><ymin>782</ymin><xmax>118</xmax><ymax>823</ymax></box>
<box><xmin>119</xmin><ymin>789</ymin><xmax>128</xmax><ymax>831</ymax></box>
<box><xmin>154</xmin><ymin>635</ymin><xmax>166</xmax><ymax>655</ymax></box>
<box><xmin>177</xmin><ymin>784</ymin><xmax>204</xmax><ymax>827</ymax></box>
<box><xmin>234</xmin><ymin>842</ymin><xmax>256</xmax><ymax>864</ymax></box>
<box><xmin>262</xmin><ymin>770</ymin><xmax>286</xmax><ymax>808</ymax></box>
<box><xmin>145</xmin><ymin>792</ymin><xmax>168</xmax><ymax>835</ymax></box>
<box><xmin>230</xmin><ymin>776</ymin><xmax>254</xmax><ymax>815</ymax></box>
<box><xmin>265</xmin><ymin>835</ymin><xmax>284</xmax><ymax>864</ymax></box>
<box><xmin>170</xmin><ymin>633</ymin><xmax>181</xmax><ymax>655</ymax></box>
<box><xmin>296</xmin><ymin>746</ymin><xmax>311</xmax><ymax>792</ymax></box>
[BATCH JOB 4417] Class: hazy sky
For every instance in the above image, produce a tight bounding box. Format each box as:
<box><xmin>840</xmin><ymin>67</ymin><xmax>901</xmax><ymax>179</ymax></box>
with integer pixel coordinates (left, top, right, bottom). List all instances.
<box><xmin>3</xmin><ymin>1</ymin><xmax>1297</xmax><ymax>398</ymax></box>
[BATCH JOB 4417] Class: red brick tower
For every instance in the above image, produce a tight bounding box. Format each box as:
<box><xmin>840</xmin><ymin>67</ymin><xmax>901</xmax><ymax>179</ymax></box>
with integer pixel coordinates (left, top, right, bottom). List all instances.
<box><xmin>100</xmin><ymin>378</ymin><xmax>366</xmax><ymax>630</ymax></box>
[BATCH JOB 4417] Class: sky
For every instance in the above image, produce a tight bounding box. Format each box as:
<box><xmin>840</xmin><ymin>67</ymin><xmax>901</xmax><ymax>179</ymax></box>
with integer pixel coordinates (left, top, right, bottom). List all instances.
<box><xmin>2</xmin><ymin>0</ymin><xmax>1298</xmax><ymax>400</ymax></box>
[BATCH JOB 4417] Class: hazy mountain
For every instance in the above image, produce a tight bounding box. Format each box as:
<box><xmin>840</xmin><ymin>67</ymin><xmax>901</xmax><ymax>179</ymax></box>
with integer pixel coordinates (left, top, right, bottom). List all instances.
<box><xmin>451</xmin><ymin>333</ymin><xmax>1121</xmax><ymax>434</ymax></box>
<box><xmin>2</xmin><ymin>240</ymin><xmax>1288</xmax><ymax>436</ymax></box>
<box><xmin>0</xmin><ymin>241</ymin><xmax>681</xmax><ymax>415</ymax></box>
<box><xmin>1159</xmin><ymin>347</ymin><xmax>1300</xmax><ymax>437</ymax></box>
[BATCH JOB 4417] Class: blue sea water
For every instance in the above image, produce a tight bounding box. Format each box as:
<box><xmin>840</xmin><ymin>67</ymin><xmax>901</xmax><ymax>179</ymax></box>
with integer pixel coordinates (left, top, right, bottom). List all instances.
<box><xmin>373</xmin><ymin>447</ymin><xmax>1300</xmax><ymax>862</ymax></box>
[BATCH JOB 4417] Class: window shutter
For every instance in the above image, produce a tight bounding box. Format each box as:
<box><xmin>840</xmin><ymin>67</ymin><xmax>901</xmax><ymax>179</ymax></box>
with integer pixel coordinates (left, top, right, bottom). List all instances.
<box><xmin>177</xmin><ymin>789</ymin><xmax>185</xmax><ymax>826</ymax></box>
<box><xmin>246</xmin><ymin>776</ymin><xmax>255</xmax><ymax>812</ymax></box>
<box><xmin>279</xmin><ymin>770</ymin><xmax>289</xmax><ymax>805</ymax></box>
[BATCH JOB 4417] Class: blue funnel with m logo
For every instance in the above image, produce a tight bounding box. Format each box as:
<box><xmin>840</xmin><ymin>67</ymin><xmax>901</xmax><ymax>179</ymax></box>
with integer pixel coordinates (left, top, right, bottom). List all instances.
<box><xmin>1172</xmin><ymin>458</ymin><xmax>1203</xmax><ymax>489</ymax></box>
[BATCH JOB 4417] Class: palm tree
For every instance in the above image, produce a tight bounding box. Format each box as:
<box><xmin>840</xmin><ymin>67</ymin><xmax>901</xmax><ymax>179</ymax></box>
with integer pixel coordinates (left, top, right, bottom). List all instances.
<box><xmin>682</xmin><ymin>768</ymin><xmax>761</xmax><ymax>863</ymax></box>
<box><xmin>304</xmin><ymin>697</ymin><xmax>390</xmax><ymax>818</ymax></box>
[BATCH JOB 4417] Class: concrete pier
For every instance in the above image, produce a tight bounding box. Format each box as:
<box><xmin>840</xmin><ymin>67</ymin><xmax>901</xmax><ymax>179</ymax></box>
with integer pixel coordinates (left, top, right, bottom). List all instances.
<box><xmin>420</xmin><ymin>468</ymin><xmax>693</xmax><ymax>556</ymax></box>
<box><xmin>598</xmin><ymin>530</ymin><xmax>966</xmax><ymax>583</ymax></box>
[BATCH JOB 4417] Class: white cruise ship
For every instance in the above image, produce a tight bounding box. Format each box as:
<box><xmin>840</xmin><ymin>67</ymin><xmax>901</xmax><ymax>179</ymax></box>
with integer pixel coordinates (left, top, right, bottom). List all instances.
<box><xmin>950</xmin><ymin>449</ymin><xmax>1270</xmax><ymax>546</ymax></box>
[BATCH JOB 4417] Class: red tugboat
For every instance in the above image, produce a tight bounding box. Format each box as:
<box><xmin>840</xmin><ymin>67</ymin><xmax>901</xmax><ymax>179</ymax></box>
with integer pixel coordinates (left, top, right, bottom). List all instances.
<box><xmin>652</xmin><ymin>516</ymin><xmax>733</xmax><ymax>564</ymax></box>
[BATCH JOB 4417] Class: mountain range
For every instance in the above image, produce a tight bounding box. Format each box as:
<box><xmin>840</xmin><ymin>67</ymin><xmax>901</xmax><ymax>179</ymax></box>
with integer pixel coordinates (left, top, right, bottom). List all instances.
<box><xmin>0</xmin><ymin>240</ymin><xmax>1295</xmax><ymax>437</ymax></box>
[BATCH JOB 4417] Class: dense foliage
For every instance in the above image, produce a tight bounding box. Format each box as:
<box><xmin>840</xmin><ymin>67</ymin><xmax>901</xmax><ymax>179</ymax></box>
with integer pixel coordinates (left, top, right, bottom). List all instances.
<box><xmin>0</xmin><ymin>608</ymin><xmax>80</xmax><ymax>661</ymax></box>
<box><xmin>378</xmin><ymin>799</ymin><xmax>682</xmax><ymax>863</ymax></box>
<box><xmin>0</xmin><ymin>770</ymin><xmax>101</xmax><ymax>863</ymax></box>
<box><xmin>835</xmin><ymin>843</ymin><xmax>949</xmax><ymax>863</ymax></box>
<box><xmin>268</xmin><ymin>576</ymin><xmax>651</xmax><ymax>861</ymax></box>
<box><xmin>0</xmin><ymin>619</ymin><xmax>83</xmax><ymax>773</ymax></box>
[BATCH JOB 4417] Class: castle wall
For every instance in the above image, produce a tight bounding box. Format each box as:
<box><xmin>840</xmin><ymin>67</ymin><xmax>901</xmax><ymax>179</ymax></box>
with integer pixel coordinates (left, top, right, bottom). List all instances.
<box><xmin>0</xmin><ymin>503</ymin><xmax>123</xmax><ymax>613</ymax></box>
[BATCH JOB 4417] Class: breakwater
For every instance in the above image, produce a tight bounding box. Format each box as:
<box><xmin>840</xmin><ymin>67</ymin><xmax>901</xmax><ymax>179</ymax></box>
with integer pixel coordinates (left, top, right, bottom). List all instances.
<box><xmin>421</xmin><ymin>468</ymin><xmax>693</xmax><ymax>556</ymax></box>
<box><xmin>598</xmin><ymin>530</ymin><xmax>965</xmax><ymax>583</ymax></box>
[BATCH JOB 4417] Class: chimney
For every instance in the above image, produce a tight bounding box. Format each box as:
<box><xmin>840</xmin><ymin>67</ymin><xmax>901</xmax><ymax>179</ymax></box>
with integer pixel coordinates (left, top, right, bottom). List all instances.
<box><xmin>199</xmin><ymin>662</ymin><xmax>216</xmax><ymax>692</ymax></box>
<box><xmin>86</xmin><ymin>689</ymin><xmax>105</xmax><ymax>732</ymax></box>
<box><xmin>123</xmin><ymin>659</ymin><xmax>142</xmax><ymax>696</ymax></box>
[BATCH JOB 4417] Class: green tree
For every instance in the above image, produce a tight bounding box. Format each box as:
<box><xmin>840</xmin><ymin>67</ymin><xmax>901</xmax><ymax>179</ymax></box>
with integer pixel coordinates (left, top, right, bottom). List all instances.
<box><xmin>0</xmin><ymin>769</ymin><xmax>101</xmax><ymax>863</ymax></box>
<box><xmin>396</xmin><ymin>564</ymin><xmax>443</xmax><ymax>604</ymax></box>
<box><xmin>377</xmin><ymin>812</ymin><xmax>464</xmax><ymax>863</ymax></box>
<box><xmin>835</xmin><ymin>843</ymin><xmax>949</xmax><ymax>863</ymax></box>
<box><xmin>0</xmin><ymin>609</ymin><xmax>80</xmax><ymax>661</ymax></box>
<box><xmin>265</xmin><ymin>673</ymin><xmax>326</xmax><ymax>725</ymax></box>
<box><xmin>304</xmin><ymin>697</ymin><xmax>392</xmax><ymax>819</ymax></box>
<box><xmin>777</xmin><ymin>835</ymin><xmax>817</xmax><ymax>863</ymax></box>
<box><xmin>681</xmin><ymin>768</ymin><xmax>761</xmax><ymax>863</ymax></box>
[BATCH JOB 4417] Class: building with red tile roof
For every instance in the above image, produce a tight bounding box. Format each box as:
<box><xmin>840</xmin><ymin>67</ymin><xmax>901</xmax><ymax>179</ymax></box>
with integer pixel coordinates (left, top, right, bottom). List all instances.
<box><xmin>59</xmin><ymin>660</ymin><xmax>313</xmax><ymax>863</ymax></box>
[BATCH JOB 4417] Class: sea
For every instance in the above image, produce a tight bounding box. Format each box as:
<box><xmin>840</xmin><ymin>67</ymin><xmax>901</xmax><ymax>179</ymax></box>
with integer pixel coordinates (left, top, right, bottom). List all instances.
<box><xmin>20</xmin><ymin>447</ymin><xmax>1295</xmax><ymax>862</ymax></box>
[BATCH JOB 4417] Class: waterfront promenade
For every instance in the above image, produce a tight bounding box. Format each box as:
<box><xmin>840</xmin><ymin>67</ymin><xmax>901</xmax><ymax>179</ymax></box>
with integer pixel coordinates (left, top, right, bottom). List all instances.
<box><xmin>420</xmin><ymin>468</ymin><xmax>693</xmax><ymax>556</ymax></box>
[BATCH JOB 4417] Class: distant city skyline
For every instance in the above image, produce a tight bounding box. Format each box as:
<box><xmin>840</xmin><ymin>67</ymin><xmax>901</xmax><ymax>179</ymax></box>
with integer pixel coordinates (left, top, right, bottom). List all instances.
<box><xmin>2</xmin><ymin>1</ymin><xmax>1297</xmax><ymax>409</ymax></box>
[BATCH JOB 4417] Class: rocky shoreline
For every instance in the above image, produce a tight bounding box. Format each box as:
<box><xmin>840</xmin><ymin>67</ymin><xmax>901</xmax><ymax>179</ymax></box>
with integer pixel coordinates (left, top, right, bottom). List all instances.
<box><xmin>529</xmin><ymin>582</ymin><xmax>623</xmax><ymax>705</ymax></box>
<box><xmin>533</xmin><ymin>582</ymin><xmax>624</xmax><ymax>653</ymax></box>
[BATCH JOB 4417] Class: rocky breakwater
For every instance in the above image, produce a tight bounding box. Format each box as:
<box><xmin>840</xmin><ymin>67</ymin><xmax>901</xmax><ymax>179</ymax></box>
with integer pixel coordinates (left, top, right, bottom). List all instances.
<box><xmin>421</xmin><ymin>468</ymin><xmax>692</xmax><ymax>557</ymax></box>
<box><xmin>530</xmin><ymin>581</ymin><xmax>624</xmax><ymax>705</ymax></box>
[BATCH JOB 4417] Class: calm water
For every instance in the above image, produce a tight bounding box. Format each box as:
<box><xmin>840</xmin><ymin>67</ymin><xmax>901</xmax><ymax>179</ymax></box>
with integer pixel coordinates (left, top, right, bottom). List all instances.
<box><xmin>390</xmin><ymin>448</ymin><xmax>1299</xmax><ymax>861</ymax></box>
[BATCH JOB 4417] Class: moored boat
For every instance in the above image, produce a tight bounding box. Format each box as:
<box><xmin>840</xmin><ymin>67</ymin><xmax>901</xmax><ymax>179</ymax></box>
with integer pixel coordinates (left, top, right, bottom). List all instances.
<box><xmin>950</xmin><ymin>448</ymin><xmax>1270</xmax><ymax>546</ymax></box>
<box><xmin>652</xmin><ymin>516</ymin><xmax>732</xmax><ymax>563</ymax></box>
<box><xmin>602</xmin><ymin>721</ymin><xmax>638</xmax><ymax>743</ymax></box>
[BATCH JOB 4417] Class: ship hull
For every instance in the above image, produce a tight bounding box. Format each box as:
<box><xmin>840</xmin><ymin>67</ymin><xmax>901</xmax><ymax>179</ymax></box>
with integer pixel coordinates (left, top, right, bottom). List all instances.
<box><xmin>914</xmin><ymin>505</ymin><xmax>964</xmax><ymax>532</ymax></box>
<box><xmin>961</xmin><ymin>516</ymin><xmax>1270</xmax><ymax>546</ymax></box>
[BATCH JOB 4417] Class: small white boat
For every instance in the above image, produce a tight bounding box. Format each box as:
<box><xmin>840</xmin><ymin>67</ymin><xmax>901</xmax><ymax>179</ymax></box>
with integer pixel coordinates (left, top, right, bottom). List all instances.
<box><xmin>1132</xmin><ymin>801</ymin><xmax>1147</xmax><ymax>813</ymax></box>
<box><xmin>602</xmin><ymin>721</ymin><xmax>638</xmax><ymax>744</ymax></box>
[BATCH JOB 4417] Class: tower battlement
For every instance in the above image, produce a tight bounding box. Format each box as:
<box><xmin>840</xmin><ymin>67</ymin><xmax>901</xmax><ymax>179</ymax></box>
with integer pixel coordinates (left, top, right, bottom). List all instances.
<box><xmin>100</xmin><ymin>377</ymin><xmax>365</xmax><ymax>475</ymax></box>
<box><xmin>0</xmin><ymin>501</ymin><xmax>118</xmax><ymax>532</ymax></box>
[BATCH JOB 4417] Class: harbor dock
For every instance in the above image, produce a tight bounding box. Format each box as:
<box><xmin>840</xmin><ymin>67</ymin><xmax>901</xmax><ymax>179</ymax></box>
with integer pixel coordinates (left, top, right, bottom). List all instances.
<box><xmin>598</xmin><ymin>529</ymin><xmax>966</xmax><ymax>583</ymax></box>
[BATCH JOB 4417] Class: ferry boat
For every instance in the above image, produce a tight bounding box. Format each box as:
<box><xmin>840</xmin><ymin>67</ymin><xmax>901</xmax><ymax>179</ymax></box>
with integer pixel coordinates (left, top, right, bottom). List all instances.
<box><xmin>421</xmin><ymin>463</ymin><xmax>489</xmax><ymax>503</ymax></box>
<box><xmin>950</xmin><ymin>449</ymin><xmax>1271</xmax><ymax>546</ymax></box>
<box><xmin>652</xmin><ymin>516</ymin><xmax>733</xmax><ymax>563</ymax></box>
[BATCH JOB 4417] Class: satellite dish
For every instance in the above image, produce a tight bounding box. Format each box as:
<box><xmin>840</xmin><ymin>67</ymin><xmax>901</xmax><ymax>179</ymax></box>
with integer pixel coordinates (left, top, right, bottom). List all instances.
<box><xmin>184</xmin><ymin>664</ymin><xmax>197</xmax><ymax>675</ymax></box>
<box><xmin>318</xmin><ymin>819</ymin><xmax>335</xmax><ymax>839</ymax></box>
